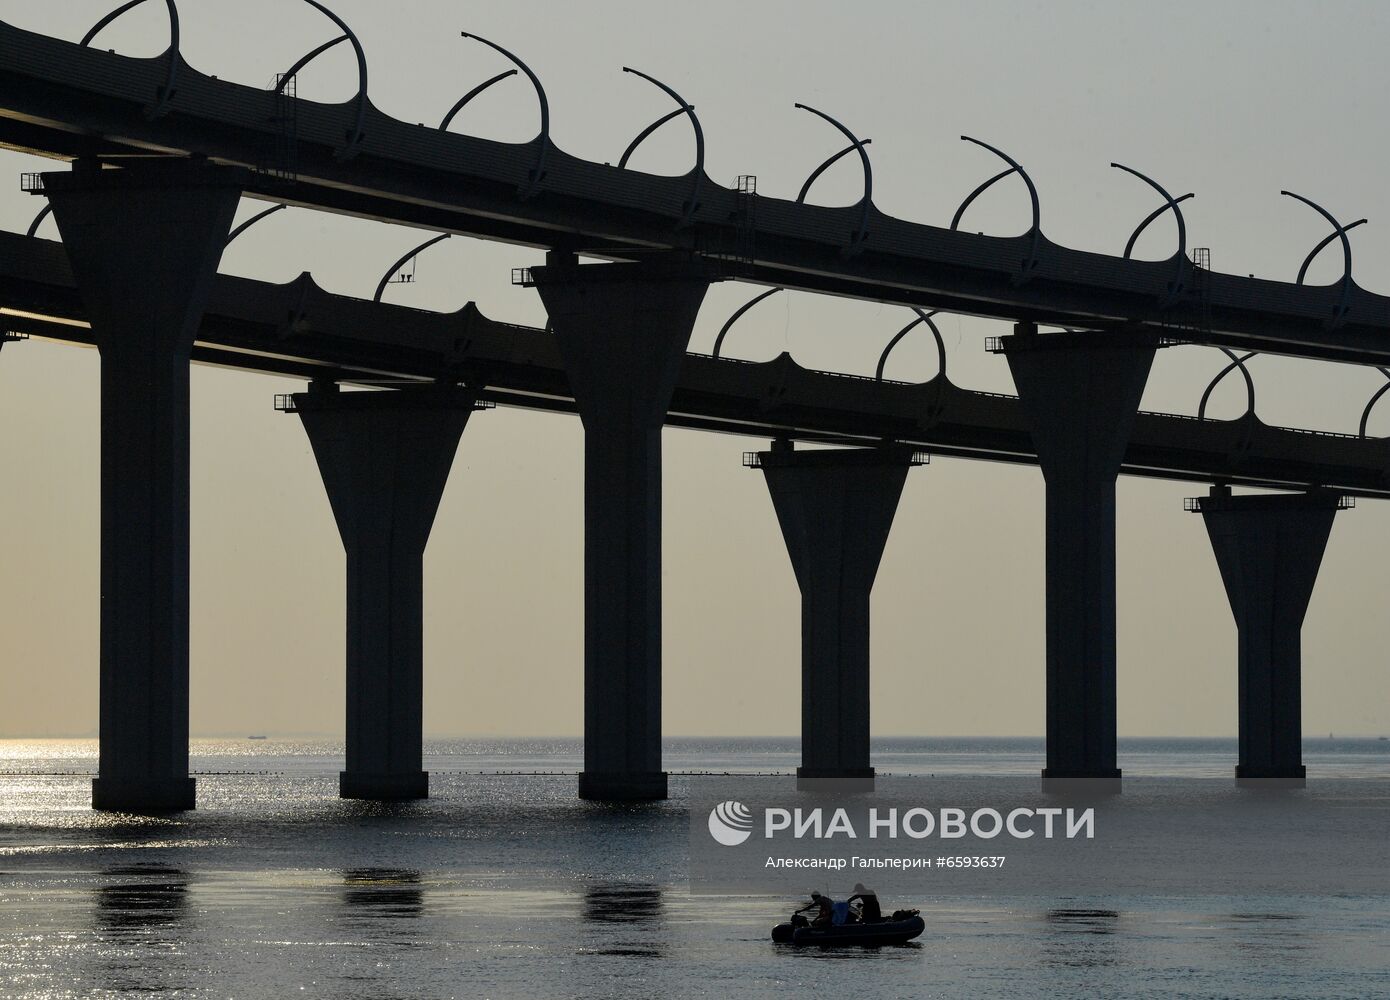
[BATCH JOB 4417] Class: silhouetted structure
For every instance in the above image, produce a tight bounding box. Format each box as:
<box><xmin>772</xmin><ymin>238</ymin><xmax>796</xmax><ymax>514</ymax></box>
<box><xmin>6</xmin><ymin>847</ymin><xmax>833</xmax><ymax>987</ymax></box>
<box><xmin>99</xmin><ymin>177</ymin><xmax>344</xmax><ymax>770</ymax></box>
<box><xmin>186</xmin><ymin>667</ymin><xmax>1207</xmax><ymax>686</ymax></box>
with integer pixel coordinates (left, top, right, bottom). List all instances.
<box><xmin>999</xmin><ymin>326</ymin><xmax>1157</xmax><ymax>792</ymax></box>
<box><xmin>750</xmin><ymin>442</ymin><xmax>923</xmax><ymax>790</ymax></box>
<box><xmin>1191</xmin><ymin>487</ymin><xmax>1346</xmax><ymax>787</ymax></box>
<box><xmin>285</xmin><ymin>383</ymin><xmax>480</xmax><ymax>800</ymax></box>
<box><xmin>44</xmin><ymin>158</ymin><xmax>244</xmax><ymax>812</ymax></box>
<box><xmin>529</xmin><ymin>255</ymin><xmax>712</xmax><ymax>800</ymax></box>
<box><xmin>0</xmin><ymin>11</ymin><xmax>1384</xmax><ymax>806</ymax></box>
<box><xmin>6</xmin><ymin>18</ymin><xmax>1390</xmax><ymax>364</ymax></box>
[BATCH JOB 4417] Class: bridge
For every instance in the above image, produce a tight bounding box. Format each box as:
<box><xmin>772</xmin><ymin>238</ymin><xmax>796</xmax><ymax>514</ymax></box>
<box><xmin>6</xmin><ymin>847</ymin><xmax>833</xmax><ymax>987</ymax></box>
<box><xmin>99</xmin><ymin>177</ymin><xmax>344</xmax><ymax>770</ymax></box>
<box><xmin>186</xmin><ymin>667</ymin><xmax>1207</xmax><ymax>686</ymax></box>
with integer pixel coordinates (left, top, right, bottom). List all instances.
<box><xmin>0</xmin><ymin>5</ymin><xmax>1384</xmax><ymax>808</ymax></box>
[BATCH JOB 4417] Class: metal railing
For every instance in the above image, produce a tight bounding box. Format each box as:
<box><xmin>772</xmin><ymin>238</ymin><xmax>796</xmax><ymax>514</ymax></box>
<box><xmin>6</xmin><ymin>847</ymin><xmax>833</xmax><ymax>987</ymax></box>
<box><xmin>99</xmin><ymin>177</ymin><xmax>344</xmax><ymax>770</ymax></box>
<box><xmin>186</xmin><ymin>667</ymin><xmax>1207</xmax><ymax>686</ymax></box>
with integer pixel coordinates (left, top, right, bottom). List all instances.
<box><xmin>984</xmin><ymin>332</ymin><xmax>1187</xmax><ymax>353</ymax></box>
<box><xmin>265</xmin><ymin>339</ymin><xmax>1389</xmax><ymax>443</ymax></box>
<box><xmin>275</xmin><ymin>391</ymin><xmax>494</xmax><ymax>412</ymax></box>
<box><xmin>743</xmin><ymin>447</ymin><xmax>929</xmax><ymax>468</ymax></box>
<box><xmin>1155</xmin><ymin>408</ymin><xmax>1373</xmax><ymax>441</ymax></box>
<box><xmin>1185</xmin><ymin>494</ymin><xmax>1354</xmax><ymax>513</ymax></box>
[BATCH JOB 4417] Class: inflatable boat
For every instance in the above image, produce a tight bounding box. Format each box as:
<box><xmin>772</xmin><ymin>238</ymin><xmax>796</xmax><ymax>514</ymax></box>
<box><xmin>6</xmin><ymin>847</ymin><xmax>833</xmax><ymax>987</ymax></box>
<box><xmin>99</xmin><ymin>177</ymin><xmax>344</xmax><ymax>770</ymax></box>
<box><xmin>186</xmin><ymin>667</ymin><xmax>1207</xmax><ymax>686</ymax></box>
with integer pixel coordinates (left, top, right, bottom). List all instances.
<box><xmin>771</xmin><ymin>910</ymin><xmax>924</xmax><ymax>947</ymax></box>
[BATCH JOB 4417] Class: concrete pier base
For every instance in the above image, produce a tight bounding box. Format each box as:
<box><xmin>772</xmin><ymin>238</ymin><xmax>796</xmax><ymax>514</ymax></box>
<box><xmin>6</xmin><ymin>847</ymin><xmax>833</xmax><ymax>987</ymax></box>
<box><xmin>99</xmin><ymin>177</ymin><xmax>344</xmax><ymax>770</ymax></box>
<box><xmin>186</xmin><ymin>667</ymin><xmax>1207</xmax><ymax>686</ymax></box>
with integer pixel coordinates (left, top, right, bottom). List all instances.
<box><xmin>577</xmin><ymin>772</ymin><xmax>672</xmax><ymax>801</ymax></box>
<box><xmin>339</xmin><ymin>771</ymin><xmax>430</xmax><ymax>801</ymax></box>
<box><xmin>43</xmin><ymin>159</ymin><xmax>244</xmax><ymax>813</ymax></box>
<box><xmin>530</xmin><ymin>255</ymin><xmax>712</xmax><ymax>801</ymax></box>
<box><xmin>1000</xmin><ymin>327</ymin><xmax>1157</xmax><ymax>794</ymax></box>
<box><xmin>752</xmin><ymin>443</ymin><xmax>920</xmax><ymax>792</ymax></box>
<box><xmin>91</xmin><ymin>776</ymin><xmax>197</xmax><ymax>814</ymax></box>
<box><xmin>1194</xmin><ymin>487</ymin><xmax>1343</xmax><ymax>788</ymax></box>
<box><xmin>289</xmin><ymin>383</ymin><xmax>477</xmax><ymax>801</ymax></box>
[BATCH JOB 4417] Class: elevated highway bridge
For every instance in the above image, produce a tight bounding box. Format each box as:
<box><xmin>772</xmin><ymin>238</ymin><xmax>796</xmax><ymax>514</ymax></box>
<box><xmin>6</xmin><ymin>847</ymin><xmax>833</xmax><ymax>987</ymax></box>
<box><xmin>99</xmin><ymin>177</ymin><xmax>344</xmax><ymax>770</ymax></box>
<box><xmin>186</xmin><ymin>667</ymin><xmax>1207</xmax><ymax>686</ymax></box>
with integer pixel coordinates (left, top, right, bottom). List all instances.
<box><xmin>0</xmin><ymin>8</ymin><xmax>1380</xmax><ymax>808</ymax></box>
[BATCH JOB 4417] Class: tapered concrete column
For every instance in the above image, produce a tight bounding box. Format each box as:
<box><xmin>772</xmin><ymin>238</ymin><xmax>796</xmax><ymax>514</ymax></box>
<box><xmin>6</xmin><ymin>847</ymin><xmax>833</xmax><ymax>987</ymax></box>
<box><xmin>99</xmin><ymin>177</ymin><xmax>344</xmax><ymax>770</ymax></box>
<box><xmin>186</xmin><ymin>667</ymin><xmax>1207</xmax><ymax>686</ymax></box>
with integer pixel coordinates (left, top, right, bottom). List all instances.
<box><xmin>1192</xmin><ymin>487</ymin><xmax>1343</xmax><ymax>788</ymax></box>
<box><xmin>287</xmin><ymin>383</ymin><xmax>477</xmax><ymax>800</ymax></box>
<box><xmin>999</xmin><ymin>326</ymin><xmax>1158</xmax><ymax>793</ymax></box>
<box><xmin>752</xmin><ymin>442</ymin><xmax>921</xmax><ymax>791</ymax></box>
<box><xmin>529</xmin><ymin>255</ymin><xmax>712</xmax><ymax>801</ymax></box>
<box><xmin>42</xmin><ymin>159</ymin><xmax>244</xmax><ymax>812</ymax></box>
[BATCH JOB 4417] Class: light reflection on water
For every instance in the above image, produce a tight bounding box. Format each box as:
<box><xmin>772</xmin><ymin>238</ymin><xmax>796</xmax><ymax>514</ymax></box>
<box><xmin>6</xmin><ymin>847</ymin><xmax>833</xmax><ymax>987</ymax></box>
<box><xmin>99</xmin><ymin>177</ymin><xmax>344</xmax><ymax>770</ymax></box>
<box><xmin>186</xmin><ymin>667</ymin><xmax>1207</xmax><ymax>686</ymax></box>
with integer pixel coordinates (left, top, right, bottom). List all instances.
<box><xmin>2</xmin><ymin>735</ymin><xmax>1387</xmax><ymax>778</ymax></box>
<box><xmin>0</xmin><ymin>740</ymin><xmax>1384</xmax><ymax>997</ymax></box>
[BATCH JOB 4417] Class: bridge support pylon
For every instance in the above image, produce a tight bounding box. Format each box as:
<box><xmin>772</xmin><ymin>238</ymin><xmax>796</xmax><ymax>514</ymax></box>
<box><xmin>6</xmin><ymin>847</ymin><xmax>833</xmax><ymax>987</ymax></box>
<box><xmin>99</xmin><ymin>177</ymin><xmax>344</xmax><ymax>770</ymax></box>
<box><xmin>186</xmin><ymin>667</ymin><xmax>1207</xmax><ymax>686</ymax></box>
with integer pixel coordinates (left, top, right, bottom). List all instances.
<box><xmin>751</xmin><ymin>442</ymin><xmax>921</xmax><ymax>792</ymax></box>
<box><xmin>41</xmin><ymin>159</ymin><xmax>244</xmax><ymax>812</ymax></box>
<box><xmin>1191</xmin><ymin>487</ymin><xmax>1344</xmax><ymax>788</ymax></box>
<box><xmin>287</xmin><ymin>383</ymin><xmax>477</xmax><ymax>800</ymax></box>
<box><xmin>529</xmin><ymin>254</ymin><xmax>712</xmax><ymax>801</ymax></box>
<box><xmin>999</xmin><ymin>326</ymin><xmax>1158</xmax><ymax>795</ymax></box>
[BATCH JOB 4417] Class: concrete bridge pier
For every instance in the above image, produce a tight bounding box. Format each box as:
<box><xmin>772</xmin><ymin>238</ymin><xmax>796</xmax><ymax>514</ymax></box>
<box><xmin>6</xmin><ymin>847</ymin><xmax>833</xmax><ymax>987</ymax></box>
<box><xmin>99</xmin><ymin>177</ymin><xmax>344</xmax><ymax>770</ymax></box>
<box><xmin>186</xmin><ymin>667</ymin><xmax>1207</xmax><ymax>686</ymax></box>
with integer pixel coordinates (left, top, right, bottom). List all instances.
<box><xmin>529</xmin><ymin>254</ymin><xmax>712</xmax><ymax>801</ymax></box>
<box><xmin>751</xmin><ymin>442</ymin><xmax>921</xmax><ymax>791</ymax></box>
<box><xmin>999</xmin><ymin>326</ymin><xmax>1157</xmax><ymax>794</ymax></box>
<box><xmin>41</xmin><ymin>159</ymin><xmax>244</xmax><ymax>812</ymax></box>
<box><xmin>287</xmin><ymin>383</ymin><xmax>477</xmax><ymax>800</ymax></box>
<box><xmin>1192</xmin><ymin>487</ymin><xmax>1344</xmax><ymax>788</ymax></box>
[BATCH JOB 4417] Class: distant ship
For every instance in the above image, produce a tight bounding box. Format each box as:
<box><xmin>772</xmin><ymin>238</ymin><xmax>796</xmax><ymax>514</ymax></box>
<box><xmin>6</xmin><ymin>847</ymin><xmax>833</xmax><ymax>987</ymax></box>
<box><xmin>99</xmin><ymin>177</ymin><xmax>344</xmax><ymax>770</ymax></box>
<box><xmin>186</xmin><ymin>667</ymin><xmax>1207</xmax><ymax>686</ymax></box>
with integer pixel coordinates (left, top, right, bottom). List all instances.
<box><xmin>247</xmin><ymin>735</ymin><xmax>267</xmax><ymax>740</ymax></box>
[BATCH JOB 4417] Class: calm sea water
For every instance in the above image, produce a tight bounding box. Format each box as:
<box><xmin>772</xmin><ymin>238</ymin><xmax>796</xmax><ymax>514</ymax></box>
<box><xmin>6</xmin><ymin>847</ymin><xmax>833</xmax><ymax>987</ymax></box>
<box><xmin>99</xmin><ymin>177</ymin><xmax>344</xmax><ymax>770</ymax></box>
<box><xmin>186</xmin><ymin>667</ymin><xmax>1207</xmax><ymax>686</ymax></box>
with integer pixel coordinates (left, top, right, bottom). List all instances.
<box><xmin>1</xmin><ymin>737</ymin><xmax>1387</xmax><ymax>999</ymax></box>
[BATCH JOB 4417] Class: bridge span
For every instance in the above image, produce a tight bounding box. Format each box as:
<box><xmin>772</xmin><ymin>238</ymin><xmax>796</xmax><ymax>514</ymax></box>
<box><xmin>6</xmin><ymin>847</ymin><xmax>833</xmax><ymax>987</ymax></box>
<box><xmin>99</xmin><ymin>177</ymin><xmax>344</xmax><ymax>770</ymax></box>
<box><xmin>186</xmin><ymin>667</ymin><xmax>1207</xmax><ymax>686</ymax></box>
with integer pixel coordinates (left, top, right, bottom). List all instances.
<box><xmin>4</xmin><ymin>230</ymin><xmax>1386</xmax><ymax>495</ymax></box>
<box><xmin>3</xmin><ymin>16</ymin><xmax>1390</xmax><ymax>366</ymax></box>
<box><xmin>1</xmin><ymin>9</ymin><xmax>1385</xmax><ymax>807</ymax></box>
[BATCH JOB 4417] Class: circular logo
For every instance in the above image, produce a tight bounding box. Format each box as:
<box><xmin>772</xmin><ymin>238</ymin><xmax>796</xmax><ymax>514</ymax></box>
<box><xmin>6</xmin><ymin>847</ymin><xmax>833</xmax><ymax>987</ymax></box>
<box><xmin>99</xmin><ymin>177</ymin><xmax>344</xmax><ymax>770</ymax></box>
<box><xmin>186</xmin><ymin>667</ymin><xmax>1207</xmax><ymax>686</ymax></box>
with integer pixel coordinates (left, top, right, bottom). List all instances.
<box><xmin>707</xmin><ymin>800</ymin><xmax>754</xmax><ymax>846</ymax></box>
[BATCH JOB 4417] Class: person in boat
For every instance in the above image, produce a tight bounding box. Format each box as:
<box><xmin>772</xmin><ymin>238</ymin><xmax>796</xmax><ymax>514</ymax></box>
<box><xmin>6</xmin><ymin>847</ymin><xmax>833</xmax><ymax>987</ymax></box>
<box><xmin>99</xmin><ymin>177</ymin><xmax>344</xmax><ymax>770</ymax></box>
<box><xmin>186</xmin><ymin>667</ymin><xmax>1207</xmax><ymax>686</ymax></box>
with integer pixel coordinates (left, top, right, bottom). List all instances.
<box><xmin>847</xmin><ymin>882</ymin><xmax>882</xmax><ymax>923</ymax></box>
<box><xmin>794</xmin><ymin>890</ymin><xmax>834</xmax><ymax>927</ymax></box>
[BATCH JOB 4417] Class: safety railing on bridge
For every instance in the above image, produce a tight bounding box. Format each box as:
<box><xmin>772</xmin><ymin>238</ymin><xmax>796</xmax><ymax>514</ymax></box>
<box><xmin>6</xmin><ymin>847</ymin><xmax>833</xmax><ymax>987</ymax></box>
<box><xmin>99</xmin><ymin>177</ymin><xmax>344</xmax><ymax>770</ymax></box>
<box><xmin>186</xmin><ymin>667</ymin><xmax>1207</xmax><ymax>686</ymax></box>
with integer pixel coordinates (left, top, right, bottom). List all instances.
<box><xmin>984</xmin><ymin>333</ymin><xmax>1187</xmax><ymax>354</ymax></box>
<box><xmin>742</xmin><ymin>448</ymin><xmax>929</xmax><ymax>468</ymax></box>
<box><xmin>1184</xmin><ymin>495</ymin><xmax>1355</xmax><ymax>513</ymax></box>
<box><xmin>275</xmin><ymin>391</ymin><xmax>496</xmax><ymax>411</ymax></box>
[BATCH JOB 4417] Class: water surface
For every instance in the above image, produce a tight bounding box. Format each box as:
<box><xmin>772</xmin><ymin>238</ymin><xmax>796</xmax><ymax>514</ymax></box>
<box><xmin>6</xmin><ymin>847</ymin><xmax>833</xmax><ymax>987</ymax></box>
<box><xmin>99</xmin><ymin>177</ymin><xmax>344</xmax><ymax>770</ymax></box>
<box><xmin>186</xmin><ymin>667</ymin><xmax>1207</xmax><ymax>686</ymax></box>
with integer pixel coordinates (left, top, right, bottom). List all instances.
<box><xmin>1</xmin><ymin>737</ymin><xmax>1385</xmax><ymax>998</ymax></box>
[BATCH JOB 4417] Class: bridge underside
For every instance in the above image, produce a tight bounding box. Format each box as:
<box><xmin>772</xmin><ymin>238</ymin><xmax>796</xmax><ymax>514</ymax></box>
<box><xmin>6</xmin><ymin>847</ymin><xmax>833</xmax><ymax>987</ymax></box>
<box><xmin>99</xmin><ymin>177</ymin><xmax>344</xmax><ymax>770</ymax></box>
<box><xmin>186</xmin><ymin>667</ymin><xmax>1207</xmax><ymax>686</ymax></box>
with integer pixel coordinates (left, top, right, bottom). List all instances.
<box><xmin>2</xmin><ymin>231</ymin><xmax>1386</xmax><ymax>498</ymax></box>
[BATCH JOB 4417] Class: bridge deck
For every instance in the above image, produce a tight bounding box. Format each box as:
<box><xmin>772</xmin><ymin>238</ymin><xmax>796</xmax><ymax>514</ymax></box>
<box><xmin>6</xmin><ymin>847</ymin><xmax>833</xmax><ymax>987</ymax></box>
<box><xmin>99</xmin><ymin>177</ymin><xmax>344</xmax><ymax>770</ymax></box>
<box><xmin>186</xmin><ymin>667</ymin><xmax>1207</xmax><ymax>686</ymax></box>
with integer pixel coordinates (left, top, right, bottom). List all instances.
<box><xmin>2</xmin><ymin>230</ymin><xmax>1386</xmax><ymax>497</ymax></box>
<box><xmin>2</xmin><ymin>19</ymin><xmax>1390</xmax><ymax>366</ymax></box>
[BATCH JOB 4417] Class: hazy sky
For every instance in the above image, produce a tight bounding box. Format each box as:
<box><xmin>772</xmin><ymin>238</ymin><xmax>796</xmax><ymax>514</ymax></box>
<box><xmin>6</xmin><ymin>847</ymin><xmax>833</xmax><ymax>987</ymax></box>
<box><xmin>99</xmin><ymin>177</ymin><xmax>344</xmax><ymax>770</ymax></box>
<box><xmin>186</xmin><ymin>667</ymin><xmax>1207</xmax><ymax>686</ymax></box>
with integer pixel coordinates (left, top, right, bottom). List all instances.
<box><xmin>1</xmin><ymin>0</ymin><xmax>1388</xmax><ymax>738</ymax></box>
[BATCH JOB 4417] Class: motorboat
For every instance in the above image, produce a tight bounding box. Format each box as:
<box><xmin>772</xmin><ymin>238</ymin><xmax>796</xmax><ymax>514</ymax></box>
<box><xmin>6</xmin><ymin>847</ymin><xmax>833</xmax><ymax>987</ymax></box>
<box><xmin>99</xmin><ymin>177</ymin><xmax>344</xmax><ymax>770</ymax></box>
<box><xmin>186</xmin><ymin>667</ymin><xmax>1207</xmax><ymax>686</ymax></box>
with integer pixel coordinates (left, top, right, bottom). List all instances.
<box><xmin>772</xmin><ymin>909</ymin><xmax>924</xmax><ymax>947</ymax></box>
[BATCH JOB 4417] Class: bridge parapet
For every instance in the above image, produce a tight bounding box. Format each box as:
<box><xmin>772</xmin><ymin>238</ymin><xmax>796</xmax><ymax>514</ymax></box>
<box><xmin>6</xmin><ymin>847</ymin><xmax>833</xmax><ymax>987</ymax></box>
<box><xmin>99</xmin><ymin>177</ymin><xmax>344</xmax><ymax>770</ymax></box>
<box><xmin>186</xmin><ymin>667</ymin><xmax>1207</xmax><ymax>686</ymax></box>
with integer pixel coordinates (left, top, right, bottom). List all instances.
<box><xmin>4</xmin><ymin>18</ymin><xmax>1390</xmax><ymax>362</ymax></box>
